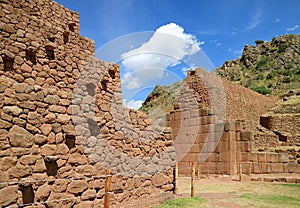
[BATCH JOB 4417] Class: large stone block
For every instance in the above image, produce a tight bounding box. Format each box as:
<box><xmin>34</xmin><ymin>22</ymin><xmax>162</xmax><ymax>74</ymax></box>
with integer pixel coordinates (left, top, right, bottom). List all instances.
<box><xmin>0</xmin><ymin>156</ymin><xmax>17</xmax><ymax>171</ymax></box>
<box><xmin>2</xmin><ymin>106</ymin><xmax>22</xmax><ymax>116</ymax></box>
<box><xmin>35</xmin><ymin>183</ymin><xmax>51</xmax><ymax>202</ymax></box>
<box><xmin>240</xmin><ymin>131</ymin><xmax>253</xmax><ymax>141</ymax></box>
<box><xmin>9</xmin><ymin>165</ymin><xmax>32</xmax><ymax>178</ymax></box>
<box><xmin>266</xmin><ymin>153</ymin><xmax>278</xmax><ymax>163</ymax></box>
<box><xmin>152</xmin><ymin>172</ymin><xmax>170</xmax><ymax>186</ymax></box>
<box><xmin>67</xmin><ymin>180</ymin><xmax>88</xmax><ymax>194</ymax></box>
<box><xmin>8</xmin><ymin>125</ymin><xmax>34</xmax><ymax>147</ymax></box>
<box><xmin>257</xmin><ymin>153</ymin><xmax>267</xmax><ymax>163</ymax></box>
<box><xmin>278</xmin><ymin>153</ymin><xmax>289</xmax><ymax>163</ymax></box>
<box><xmin>0</xmin><ymin>119</ymin><xmax>12</xmax><ymax>129</ymax></box>
<box><xmin>271</xmin><ymin>163</ymin><xmax>284</xmax><ymax>173</ymax></box>
<box><xmin>0</xmin><ymin>186</ymin><xmax>18</xmax><ymax>207</ymax></box>
<box><xmin>252</xmin><ymin>163</ymin><xmax>261</xmax><ymax>174</ymax></box>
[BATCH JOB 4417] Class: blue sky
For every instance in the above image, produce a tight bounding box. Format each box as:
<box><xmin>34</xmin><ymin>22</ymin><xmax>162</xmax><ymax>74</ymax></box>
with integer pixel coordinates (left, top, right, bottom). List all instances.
<box><xmin>55</xmin><ymin>0</ymin><xmax>300</xmax><ymax>109</ymax></box>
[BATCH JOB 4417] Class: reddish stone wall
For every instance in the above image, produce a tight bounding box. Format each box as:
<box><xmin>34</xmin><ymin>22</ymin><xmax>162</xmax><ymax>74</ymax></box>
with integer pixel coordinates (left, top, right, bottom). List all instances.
<box><xmin>0</xmin><ymin>0</ymin><xmax>174</xmax><ymax>207</ymax></box>
<box><xmin>170</xmin><ymin>68</ymin><xmax>299</xmax><ymax>177</ymax></box>
<box><xmin>186</xmin><ymin>69</ymin><xmax>277</xmax><ymax>131</ymax></box>
<box><xmin>168</xmin><ymin>106</ymin><xmax>300</xmax><ymax>176</ymax></box>
<box><xmin>260</xmin><ymin>114</ymin><xmax>300</xmax><ymax>145</ymax></box>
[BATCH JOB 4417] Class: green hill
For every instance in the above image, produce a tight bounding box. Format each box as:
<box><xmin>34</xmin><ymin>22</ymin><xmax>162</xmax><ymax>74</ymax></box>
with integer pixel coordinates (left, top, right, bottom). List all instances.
<box><xmin>140</xmin><ymin>34</ymin><xmax>300</xmax><ymax>115</ymax></box>
<box><xmin>139</xmin><ymin>81</ymin><xmax>184</xmax><ymax>114</ymax></box>
<box><xmin>215</xmin><ymin>34</ymin><xmax>300</xmax><ymax>96</ymax></box>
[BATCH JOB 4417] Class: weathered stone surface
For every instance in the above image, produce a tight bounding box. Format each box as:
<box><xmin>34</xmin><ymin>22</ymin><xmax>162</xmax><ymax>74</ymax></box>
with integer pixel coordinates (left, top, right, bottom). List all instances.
<box><xmin>8</xmin><ymin>125</ymin><xmax>34</xmax><ymax>147</ymax></box>
<box><xmin>20</xmin><ymin>155</ymin><xmax>37</xmax><ymax>165</ymax></box>
<box><xmin>9</xmin><ymin>165</ymin><xmax>32</xmax><ymax>178</ymax></box>
<box><xmin>34</xmin><ymin>158</ymin><xmax>47</xmax><ymax>173</ymax></box>
<box><xmin>44</xmin><ymin>95</ymin><xmax>60</xmax><ymax>104</ymax></box>
<box><xmin>67</xmin><ymin>180</ymin><xmax>88</xmax><ymax>194</ymax></box>
<box><xmin>0</xmin><ymin>119</ymin><xmax>12</xmax><ymax>129</ymax></box>
<box><xmin>0</xmin><ymin>23</ymin><xmax>16</xmax><ymax>33</ymax></box>
<box><xmin>27</xmin><ymin>111</ymin><xmax>42</xmax><ymax>125</ymax></box>
<box><xmin>0</xmin><ymin>0</ymin><xmax>178</xmax><ymax>206</ymax></box>
<box><xmin>41</xmin><ymin>144</ymin><xmax>57</xmax><ymax>156</ymax></box>
<box><xmin>0</xmin><ymin>156</ymin><xmax>17</xmax><ymax>171</ymax></box>
<box><xmin>74</xmin><ymin>201</ymin><xmax>93</xmax><ymax>208</ymax></box>
<box><xmin>49</xmin><ymin>105</ymin><xmax>66</xmax><ymax>113</ymax></box>
<box><xmin>152</xmin><ymin>173</ymin><xmax>169</xmax><ymax>187</ymax></box>
<box><xmin>47</xmin><ymin>192</ymin><xmax>75</xmax><ymax>208</ymax></box>
<box><xmin>40</xmin><ymin>124</ymin><xmax>52</xmax><ymax>136</ymax></box>
<box><xmin>81</xmin><ymin>189</ymin><xmax>96</xmax><ymax>200</ymax></box>
<box><xmin>21</xmin><ymin>63</ymin><xmax>32</xmax><ymax>73</ymax></box>
<box><xmin>34</xmin><ymin>134</ymin><xmax>47</xmax><ymax>145</ymax></box>
<box><xmin>57</xmin><ymin>114</ymin><xmax>70</xmax><ymax>124</ymax></box>
<box><xmin>0</xmin><ymin>186</ymin><xmax>18</xmax><ymax>207</ymax></box>
<box><xmin>68</xmin><ymin>153</ymin><xmax>87</xmax><ymax>165</ymax></box>
<box><xmin>2</xmin><ymin>106</ymin><xmax>22</xmax><ymax>116</ymax></box>
<box><xmin>62</xmin><ymin>124</ymin><xmax>76</xmax><ymax>136</ymax></box>
<box><xmin>35</xmin><ymin>183</ymin><xmax>51</xmax><ymax>202</ymax></box>
<box><xmin>0</xmin><ymin>129</ymin><xmax>8</xmax><ymax>141</ymax></box>
<box><xmin>45</xmin><ymin>113</ymin><xmax>56</xmax><ymax>123</ymax></box>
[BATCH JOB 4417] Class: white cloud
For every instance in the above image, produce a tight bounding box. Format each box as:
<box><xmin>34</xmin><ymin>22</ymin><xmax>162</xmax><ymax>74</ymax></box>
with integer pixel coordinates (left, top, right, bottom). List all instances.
<box><xmin>233</xmin><ymin>49</ymin><xmax>243</xmax><ymax>56</ymax></box>
<box><xmin>121</xmin><ymin>23</ymin><xmax>202</xmax><ymax>89</ymax></box>
<box><xmin>181</xmin><ymin>64</ymin><xmax>197</xmax><ymax>76</ymax></box>
<box><xmin>181</xmin><ymin>67</ymin><xmax>190</xmax><ymax>76</ymax></box>
<box><xmin>123</xmin><ymin>98</ymin><xmax>143</xmax><ymax>110</ymax></box>
<box><xmin>210</xmin><ymin>39</ymin><xmax>222</xmax><ymax>47</ymax></box>
<box><xmin>247</xmin><ymin>9</ymin><xmax>262</xmax><ymax>30</ymax></box>
<box><xmin>286</xmin><ymin>24</ymin><xmax>299</xmax><ymax>32</ymax></box>
<box><xmin>275</xmin><ymin>18</ymin><xmax>280</xmax><ymax>23</ymax></box>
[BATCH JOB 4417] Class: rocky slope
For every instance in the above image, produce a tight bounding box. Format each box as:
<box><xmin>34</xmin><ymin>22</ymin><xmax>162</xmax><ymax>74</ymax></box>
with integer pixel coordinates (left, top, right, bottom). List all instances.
<box><xmin>216</xmin><ymin>34</ymin><xmax>300</xmax><ymax>96</ymax></box>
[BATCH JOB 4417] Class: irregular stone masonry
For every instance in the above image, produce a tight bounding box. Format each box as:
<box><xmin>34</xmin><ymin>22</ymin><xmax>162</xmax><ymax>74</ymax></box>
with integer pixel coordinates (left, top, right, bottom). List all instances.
<box><xmin>0</xmin><ymin>0</ymin><xmax>175</xmax><ymax>207</ymax></box>
<box><xmin>186</xmin><ymin>69</ymin><xmax>277</xmax><ymax>132</ymax></box>
<box><xmin>260</xmin><ymin>114</ymin><xmax>300</xmax><ymax>146</ymax></box>
<box><xmin>168</xmin><ymin>69</ymin><xmax>300</xmax><ymax>177</ymax></box>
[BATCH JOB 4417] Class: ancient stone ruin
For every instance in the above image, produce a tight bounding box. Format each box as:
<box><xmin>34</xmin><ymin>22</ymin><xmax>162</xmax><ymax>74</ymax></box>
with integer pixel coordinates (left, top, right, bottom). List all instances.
<box><xmin>168</xmin><ymin>69</ymin><xmax>300</xmax><ymax>180</ymax></box>
<box><xmin>0</xmin><ymin>0</ymin><xmax>175</xmax><ymax>207</ymax></box>
<box><xmin>1</xmin><ymin>0</ymin><xmax>300</xmax><ymax>207</ymax></box>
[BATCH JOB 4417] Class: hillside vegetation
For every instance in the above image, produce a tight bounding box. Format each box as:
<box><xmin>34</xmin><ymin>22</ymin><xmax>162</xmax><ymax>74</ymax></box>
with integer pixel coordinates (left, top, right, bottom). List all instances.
<box><xmin>216</xmin><ymin>34</ymin><xmax>300</xmax><ymax>96</ymax></box>
<box><xmin>139</xmin><ymin>81</ymin><xmax>184</xmax><ymax>113</ymax></box>
<box><xmin>140</xmin><ymin>34</ymin><xmax>299</xmax><ymax>116</ymax></box>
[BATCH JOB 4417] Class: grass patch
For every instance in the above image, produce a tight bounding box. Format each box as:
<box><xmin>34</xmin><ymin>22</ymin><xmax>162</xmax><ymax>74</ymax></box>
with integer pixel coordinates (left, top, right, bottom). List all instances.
<box><xmin>154</xmin><ymin>197</ymin><xmax>206</xmax><ymax>208</ymax></box>
<box><xmin>280</xmin><ymin>184</ymin><xmax>300</xmax><ymax>188</ymax></box>
<box><xmin>240</xmin><ymin>193</ymin><xmax>300</xmax><ymax>206</ymax></box>
<box><xmin>283</xmin><ymin>96</ymin><xmax>300</xmax><ymax>105</ymax></box>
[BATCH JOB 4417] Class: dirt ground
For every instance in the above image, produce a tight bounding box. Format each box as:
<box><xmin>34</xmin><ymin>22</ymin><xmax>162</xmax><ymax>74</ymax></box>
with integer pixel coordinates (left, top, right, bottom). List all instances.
<box><xmin>175</xmin><ymin>176</ymin><xmax>300</xmax><ymax>208</ymax></box>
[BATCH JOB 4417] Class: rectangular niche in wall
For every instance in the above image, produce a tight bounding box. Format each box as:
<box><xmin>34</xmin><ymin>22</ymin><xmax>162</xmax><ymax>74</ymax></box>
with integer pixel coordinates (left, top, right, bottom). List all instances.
<box><xmin>44</xmin><ymin>157</ymin><xmax>58</xmax><ymax>176</ymax></box>
<box><xmin>63</xmin><ymin>31</ymin><xmax>69</xmax><ymax>44</ymax></box>
<box><xmin>65</xmin><ymin>135</ymin><xmax>75</xmax><ymax>149</ymax></box>
<box><xmin>68</xmin><ymin>23</ymin><xmax>76</xmax><ymax>32</ymax></box>
<box><xmin>45</xmin><ymin>46</ymin><xmax>55</xmax><ymax>60</ymax></box>
<box><xmin>19</xmin><ymin>184</ymin><xmax>34</xmax><ymax>205</ymax></box>
<box><xmin>3</xmin><ymin>56</ymin><xmax>14</xmax><ymax>71</ymax></box>
<box><xmin>48</xmin><ymin>37</ymin><xmax>55</xmax><ymax>42</ymax></box>
<box><xmin>26</xmin><ymin>49</ymin><xmax>37</xmax><ymax>65</ymax></box>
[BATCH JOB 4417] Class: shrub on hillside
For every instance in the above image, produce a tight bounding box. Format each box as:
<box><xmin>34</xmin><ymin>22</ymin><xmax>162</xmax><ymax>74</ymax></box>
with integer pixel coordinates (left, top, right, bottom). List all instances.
<box><xmin>251</xmin><ymin>86</ymin><xmax>271</xmax><ymax>95</ymax></box>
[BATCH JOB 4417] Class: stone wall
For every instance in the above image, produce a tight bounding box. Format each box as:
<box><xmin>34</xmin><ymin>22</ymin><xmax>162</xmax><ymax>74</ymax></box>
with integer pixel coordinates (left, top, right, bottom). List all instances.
<box><xmin>260</xmin><ymin>114</ymin><xmax>300</xmax><ymax>146</ymax></box>
<box><xmin>168</xmin><ymin>106</ymin><xmax>300</xmax><ymax>177</ymax></box>
<box><xmin>186</xmin><ymin>69</ymin><xmax>277</xmax><ymax>132</ymax></box>
<box><xmin>168</xmin><ymin>69</ymin><xmax>300</xmax><ymax>177</ymax></box>
<box><xmin>0</xmin><ymin>0</ymin><xmax>175</xmax><ymax>207</ymax></box>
